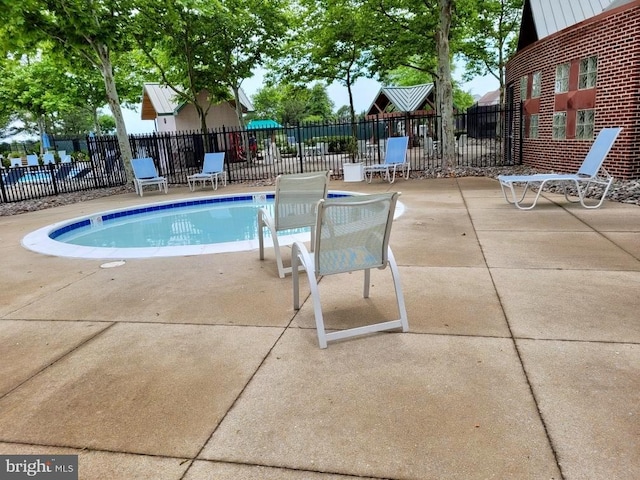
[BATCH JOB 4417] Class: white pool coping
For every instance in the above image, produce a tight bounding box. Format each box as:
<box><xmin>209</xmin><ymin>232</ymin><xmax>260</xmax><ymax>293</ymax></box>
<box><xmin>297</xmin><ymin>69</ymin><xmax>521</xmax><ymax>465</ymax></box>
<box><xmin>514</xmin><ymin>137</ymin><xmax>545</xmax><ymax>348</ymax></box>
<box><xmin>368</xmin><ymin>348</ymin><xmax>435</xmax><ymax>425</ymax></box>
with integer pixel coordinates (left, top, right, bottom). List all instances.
<box><xmin>22</xmin><ymin>191</ymin><xmax>405</xmax><ymax>260</ymax></box>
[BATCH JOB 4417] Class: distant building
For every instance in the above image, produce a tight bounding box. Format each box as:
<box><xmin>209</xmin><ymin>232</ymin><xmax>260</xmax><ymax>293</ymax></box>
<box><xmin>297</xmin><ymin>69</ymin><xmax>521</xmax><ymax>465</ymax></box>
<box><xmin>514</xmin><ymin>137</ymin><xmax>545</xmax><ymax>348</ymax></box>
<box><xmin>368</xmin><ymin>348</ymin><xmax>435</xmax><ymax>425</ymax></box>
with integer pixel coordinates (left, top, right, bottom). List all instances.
<box><xmin>476</xmin><ymin>89</ymin><xmax>501</xmax><ymax>106</ymax></box>
<box><xmin>141</xmin><ymin>83</ymin><xmax>254</xmax><ymax>134</ymax></box>
<box><xmin>506</xmin><ymin>0</ymin><xmax>639</xmax><ymax>179</ymax></box>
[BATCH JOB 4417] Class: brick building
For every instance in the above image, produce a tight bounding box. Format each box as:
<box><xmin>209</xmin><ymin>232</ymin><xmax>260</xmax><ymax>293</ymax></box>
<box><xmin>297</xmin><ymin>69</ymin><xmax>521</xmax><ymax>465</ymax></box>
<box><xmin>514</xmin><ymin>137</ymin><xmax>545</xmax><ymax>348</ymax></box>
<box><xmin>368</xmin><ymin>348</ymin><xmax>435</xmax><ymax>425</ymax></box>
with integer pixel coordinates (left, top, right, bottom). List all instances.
<box><xmin>506</xmin><ymin>0</ymin><xmax>640</xmax><ymax>179</ymax></box>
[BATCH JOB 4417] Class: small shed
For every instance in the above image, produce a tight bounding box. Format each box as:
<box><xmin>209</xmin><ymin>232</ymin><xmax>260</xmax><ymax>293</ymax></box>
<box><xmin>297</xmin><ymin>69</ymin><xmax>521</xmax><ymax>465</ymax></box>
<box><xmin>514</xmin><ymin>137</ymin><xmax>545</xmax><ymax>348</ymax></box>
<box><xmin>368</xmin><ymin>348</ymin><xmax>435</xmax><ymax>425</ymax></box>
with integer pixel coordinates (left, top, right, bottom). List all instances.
<box><xmin>141</xmin><ymin>83</ymin><xmax>254</xmax><ymax>133</ymax></box>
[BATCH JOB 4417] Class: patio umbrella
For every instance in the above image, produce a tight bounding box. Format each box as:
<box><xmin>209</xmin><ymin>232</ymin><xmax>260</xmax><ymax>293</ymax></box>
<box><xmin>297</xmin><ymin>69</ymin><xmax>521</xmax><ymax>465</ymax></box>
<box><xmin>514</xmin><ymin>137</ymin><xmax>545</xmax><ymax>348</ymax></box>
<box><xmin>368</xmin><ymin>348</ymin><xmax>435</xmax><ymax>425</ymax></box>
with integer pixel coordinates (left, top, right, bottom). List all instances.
<box><xmin>41</xmin><ymin>132</ymin><xmax>51</xmax><ymax>152</ymax></box>
<box><xmin>246</xmin><ymin>119</ymin><xmax>282</xmax><ymax>129</ymax></box>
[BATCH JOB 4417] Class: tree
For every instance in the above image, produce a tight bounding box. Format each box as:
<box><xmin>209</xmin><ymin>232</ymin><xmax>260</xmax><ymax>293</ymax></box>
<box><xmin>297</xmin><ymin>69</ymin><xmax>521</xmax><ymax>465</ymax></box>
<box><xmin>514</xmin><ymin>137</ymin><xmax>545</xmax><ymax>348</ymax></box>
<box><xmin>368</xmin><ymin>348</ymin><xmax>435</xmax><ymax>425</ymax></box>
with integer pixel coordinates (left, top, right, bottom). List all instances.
<box><xmin>366</xmin><ymin>0</ymin><xmax>459</xmax><ymax>171</ymax></box>
<box><xmin>0</xmin><ymin>53</ymin><xmax>74</xmax><ymax>151</ymax></box>
<box><xmin>131</xmin><ymin>0</ymin><xmax>231</xmax><ymax>143</ymax></box>
<box><xmin>276</xmin><ymin>0</ymin><xmax>375</xmax><ymax>132</ymax></box>
<box><xmin>458</xmin><ymin>0</ymin><xmax>523</xmax><ymax>103</ymax></box>
<box><xmin>251</xmin><ymin>83</ymin><xmax>333</xmax><ymax>125</ymax></box>
<box><xmin>132</xmin><ymin>0</ymin><xmax>288</xmax><ymax>156</ymax></box>
<box><xmin>306</xmin><ymin>83</ymin><xmax>334</xmax><ymax>120</ymax></box>
<box><xmin>435</xmin><ymin>0</ymin><xmax>456</xmax><ymax>168</ymax></box>
<box><xmin>0</xmin><ymin>0</ymin><xmax>140</xmax><ymax>181</ymax></box>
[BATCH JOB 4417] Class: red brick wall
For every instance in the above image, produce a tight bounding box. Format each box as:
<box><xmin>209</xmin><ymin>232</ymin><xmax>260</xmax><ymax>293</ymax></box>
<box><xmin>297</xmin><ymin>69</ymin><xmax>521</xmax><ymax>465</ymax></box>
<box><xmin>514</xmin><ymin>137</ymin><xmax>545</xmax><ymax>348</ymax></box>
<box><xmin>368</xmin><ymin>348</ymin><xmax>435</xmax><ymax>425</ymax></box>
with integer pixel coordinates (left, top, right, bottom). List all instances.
<box><xmin>506</xmin><ymin>1</ymin><xmax>640</xmax><ymax>179</ymax></box>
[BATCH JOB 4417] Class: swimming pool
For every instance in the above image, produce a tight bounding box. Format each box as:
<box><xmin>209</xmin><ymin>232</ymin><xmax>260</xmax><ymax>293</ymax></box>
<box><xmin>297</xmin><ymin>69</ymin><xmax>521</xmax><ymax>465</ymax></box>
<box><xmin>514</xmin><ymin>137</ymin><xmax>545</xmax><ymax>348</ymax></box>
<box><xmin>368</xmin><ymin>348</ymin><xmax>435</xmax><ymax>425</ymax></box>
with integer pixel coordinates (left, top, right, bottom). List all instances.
<box><xmin>19</xmin><ymin>171</ymin><xmax>52</xmax><ymax>183</ymax></box>
<box><xmin>22</xmin><ymin>191</ymin><xmax>402</xmax><ymax>259</ymax></box>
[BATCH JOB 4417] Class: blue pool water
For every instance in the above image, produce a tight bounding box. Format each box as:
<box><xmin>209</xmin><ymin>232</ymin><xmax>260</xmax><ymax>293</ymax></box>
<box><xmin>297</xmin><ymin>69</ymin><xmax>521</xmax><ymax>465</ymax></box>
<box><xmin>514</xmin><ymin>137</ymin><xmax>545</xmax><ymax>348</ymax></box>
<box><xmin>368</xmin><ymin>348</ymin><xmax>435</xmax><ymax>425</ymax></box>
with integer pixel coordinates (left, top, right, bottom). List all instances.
<box><xmin>51</xmin><ymin>195</ymin><xmax>284</xmax><ymax>248</ymax></box>
<box><xmin>22</xmin><ymin>191</ymin><xmax>380</xmax><ymax>259</ymax></box>
<box><xmin>20</xmin><ymin>171</ymin><xmax>52</xmax><ymax>183</ymax></box>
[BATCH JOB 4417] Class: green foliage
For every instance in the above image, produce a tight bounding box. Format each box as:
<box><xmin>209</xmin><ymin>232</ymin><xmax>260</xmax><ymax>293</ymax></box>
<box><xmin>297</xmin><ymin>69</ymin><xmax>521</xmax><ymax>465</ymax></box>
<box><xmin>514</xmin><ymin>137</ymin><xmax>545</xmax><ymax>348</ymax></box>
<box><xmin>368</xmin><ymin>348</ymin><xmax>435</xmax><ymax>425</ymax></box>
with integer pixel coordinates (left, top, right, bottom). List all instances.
<box><xmin>98</xmin><ymin>115</ymin><xmax>117</xmax><ymax>135</ymax></box>
<box><xmin>457</xmin><ymin>0</ymin><xmax>523</xmax><ymax>95</ymax></box>
<box><xmin>251</xmin><ymin>82</ymin><xmax>334</xmax><ymax>125</ymax></box>
<box><xmin>132</xmin><ymin>0</ymin><xmax>290</xmax><ymax>132</ymax></box>
<box><xmin>381</xmin><ymin>63</ymin><xmax>433</xmax><ymax>87</ymax></box>
<box><xmin>275</xmin><ymin>0</ymin><xmax>376</xmax><ymax>122</ymax></box>
<box><xmin>453</xmin><ymin>88</ymin><xmax>476</xmax><ymax>110</ymax></box>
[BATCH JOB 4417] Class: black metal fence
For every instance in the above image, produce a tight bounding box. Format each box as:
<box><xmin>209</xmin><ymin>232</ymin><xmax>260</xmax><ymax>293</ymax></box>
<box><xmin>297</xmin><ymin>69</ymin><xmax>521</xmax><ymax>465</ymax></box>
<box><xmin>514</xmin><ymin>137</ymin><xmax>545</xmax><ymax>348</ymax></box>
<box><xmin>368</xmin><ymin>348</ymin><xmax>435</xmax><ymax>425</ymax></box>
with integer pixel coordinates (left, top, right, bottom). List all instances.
<box><xmin>1</xmin><ymin>106</ymin><xmax>520</xmax><ymax>204</ymax></box>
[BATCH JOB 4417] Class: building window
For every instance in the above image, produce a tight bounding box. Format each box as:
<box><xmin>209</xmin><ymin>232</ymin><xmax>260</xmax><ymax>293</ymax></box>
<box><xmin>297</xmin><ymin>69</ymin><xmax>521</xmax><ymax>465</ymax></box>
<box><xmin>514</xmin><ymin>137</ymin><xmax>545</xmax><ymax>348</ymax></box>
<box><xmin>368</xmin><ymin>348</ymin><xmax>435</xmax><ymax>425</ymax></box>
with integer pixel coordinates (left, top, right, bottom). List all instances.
<box><xmin>531</xmin><ymin>72</ymin><xmax>541</xmax><ymax>98</ymax></box>
<box><xmin>576</xmin><ymin>109</ymin><xmax>595</xmax><ymax>139</ymax></box>
<box><xmin>553</xmin><ymin>112</ymin><xmax>567</xmax><ymax>139</ymax></box>
<box><xmin>555</xmin><ymin>63</ymin><xmax>570</xmax><ymax>93</ymax></box>
<box><xmin>579</xmin><ymin>56</ymin><xmax>597</xmax><ymax>89</ymax></box>
<box><xmin>528</xmin><ymin>114</ymin><xmax>539</xmax><ymax>138</ymax></box>
<box><xmin>520</xmin><ymin>76</ymin><xmax>528</xmax><ymax>100</ymax></box>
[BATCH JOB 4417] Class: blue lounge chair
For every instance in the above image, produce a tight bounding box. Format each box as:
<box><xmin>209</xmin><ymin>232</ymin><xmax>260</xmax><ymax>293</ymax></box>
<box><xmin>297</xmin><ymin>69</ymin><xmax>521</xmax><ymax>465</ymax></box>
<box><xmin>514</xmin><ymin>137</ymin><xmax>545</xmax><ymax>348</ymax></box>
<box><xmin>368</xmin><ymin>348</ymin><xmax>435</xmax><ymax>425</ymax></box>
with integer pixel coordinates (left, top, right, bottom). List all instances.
<box><xmin>187</xmin><ymin>152</ymin><xmax>226</xmax><ymax>191</ymax></box>
<box><xmin>291</xmin><ymin>192</ymin><xmax>409</xmax><ymax>348</ymax></box>
<box><xmin>1</xmin><ymin>168</ymin><xmax>25</xmax><ymax>186</ymax></box>
<box><xmin>54</xmin><ymin>163</ymin><xmax>75</xmax><ymax>181</ymax></box>
<box><xmin>363</xmin><ymin>136</ymin><xmax>410</xmax><ymax>183</ymax></box>
<box><xmin>131</xmin><ymin>157</ymin><xmax>168</xmax><ymax>196</ymax></box>
<box><xmin>498</xmin><ymin>127</ymin><xmax>623</xmax><ymax>209</ymax></box>
<box><xmin>26</xmin><ymin>154</ymin><xmax>39</xmax><ymax>167</ymax></box>
<box><xmin>42</xmin><ymin>153</ymin><xmax>55</xmax><ymax>165</ymax></box>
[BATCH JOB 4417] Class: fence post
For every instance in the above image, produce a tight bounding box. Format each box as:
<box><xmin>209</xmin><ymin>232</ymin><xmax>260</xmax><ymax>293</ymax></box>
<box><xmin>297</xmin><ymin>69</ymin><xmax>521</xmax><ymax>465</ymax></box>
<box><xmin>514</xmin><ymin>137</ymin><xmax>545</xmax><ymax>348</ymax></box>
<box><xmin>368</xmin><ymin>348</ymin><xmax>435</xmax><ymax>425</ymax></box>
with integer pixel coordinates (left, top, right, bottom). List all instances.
<box><xmin>296</xmin><ymin>123</ymin><xmax>304</xmax><ymax>173</ymax></box>
<box><xmin>49</xmin><ymin>162</ymin><xmax>59</xmax><ymax>196</ymax></box>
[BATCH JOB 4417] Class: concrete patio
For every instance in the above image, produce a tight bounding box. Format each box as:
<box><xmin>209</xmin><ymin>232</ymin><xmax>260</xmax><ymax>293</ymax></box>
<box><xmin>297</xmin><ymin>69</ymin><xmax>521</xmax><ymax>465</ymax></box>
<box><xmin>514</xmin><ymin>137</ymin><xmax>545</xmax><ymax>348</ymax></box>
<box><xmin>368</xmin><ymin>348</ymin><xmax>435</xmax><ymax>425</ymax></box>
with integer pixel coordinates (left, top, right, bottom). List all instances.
<box><xmin>0</xmin><ymin>176</ymin><xmax>638</xmax><ymax>480</ymax></box>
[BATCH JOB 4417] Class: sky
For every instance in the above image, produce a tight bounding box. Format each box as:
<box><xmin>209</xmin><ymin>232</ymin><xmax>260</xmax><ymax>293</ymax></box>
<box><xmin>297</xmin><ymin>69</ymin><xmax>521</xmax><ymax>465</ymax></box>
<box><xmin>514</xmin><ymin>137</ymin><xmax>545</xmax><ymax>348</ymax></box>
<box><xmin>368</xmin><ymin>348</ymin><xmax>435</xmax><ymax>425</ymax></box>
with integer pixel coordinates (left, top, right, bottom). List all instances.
<box><xmin>123</xmin><ymin>66</ymin><xmax>500</xmax><ymax>134</ymax></box>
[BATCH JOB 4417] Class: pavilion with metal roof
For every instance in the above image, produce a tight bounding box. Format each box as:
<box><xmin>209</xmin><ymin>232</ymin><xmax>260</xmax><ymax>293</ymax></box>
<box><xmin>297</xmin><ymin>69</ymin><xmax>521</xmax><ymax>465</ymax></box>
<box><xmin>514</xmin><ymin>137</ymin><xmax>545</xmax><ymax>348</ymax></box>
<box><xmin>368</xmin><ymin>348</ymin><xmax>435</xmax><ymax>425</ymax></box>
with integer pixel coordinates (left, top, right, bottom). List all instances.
<box><xmin>365</xmin><ymin>84</ymin><xmax>435</xmax><ymax>117</ymax></box>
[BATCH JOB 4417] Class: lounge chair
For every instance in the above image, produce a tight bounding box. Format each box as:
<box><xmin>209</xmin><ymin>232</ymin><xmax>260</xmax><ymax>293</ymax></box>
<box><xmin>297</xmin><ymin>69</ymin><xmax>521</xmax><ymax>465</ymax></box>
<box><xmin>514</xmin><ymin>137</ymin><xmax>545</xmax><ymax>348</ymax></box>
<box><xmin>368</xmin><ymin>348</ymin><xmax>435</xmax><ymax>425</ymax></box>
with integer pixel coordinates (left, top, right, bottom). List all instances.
<box><xmin>291</xmin><ymin>192</ymin><xmax>409</xmax><ymax>349</ymax></box>
<box><xmin>258</xmin><ymin>171</ymin><xmax>330</xmax><ymax>278</ymax></box>
<box><xmin>26</xmin><ymin>154</ymin><xmax>39</xmax><ymax>167</ymax></box>
<box><xmin>498</xmin><ymin>127</ymin><xmax>623</xmax><ymax>210</ymax></box>
<box><xmin>363</xmin><ymin>136</ymin><xmax>410</xmax><ymax>183</ymax></box>
<box><xmin>54</xmin><ymin>163</ymin><xmax>75</xmax><ymax>181</ymax></box>
<box><xmin>187</xmin><ymin>152</ymin><xmax>226</xmax><ymax>191</ymax></box>
<box><xmin>131</xmin><ymin>157</ymin><xmax>168</xmax><ymax>196</ymax></box>
<box><xmin>42</xmin><ymin>153</ymin><xmax>55</xmax><ymax>165</ymax></box>
<box><xmin>1</xmin><ymin>168</ymin><xmax>25</xmax><ymax>186</ymax></box>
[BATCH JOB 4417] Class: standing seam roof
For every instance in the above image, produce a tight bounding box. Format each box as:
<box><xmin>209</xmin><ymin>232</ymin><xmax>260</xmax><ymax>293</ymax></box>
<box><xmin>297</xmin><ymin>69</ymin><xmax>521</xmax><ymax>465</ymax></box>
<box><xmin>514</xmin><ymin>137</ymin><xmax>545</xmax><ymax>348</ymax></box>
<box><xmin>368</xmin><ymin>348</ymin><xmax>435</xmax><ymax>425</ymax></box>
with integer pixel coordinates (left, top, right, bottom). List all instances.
<box><xmin>369</xmin><ymin>84</ymin><xmax>434</xmax><ymax>113</ymax></box>
<box><xmin>530</xmin><ymin>0</ymin><xmax>614</xmax><ymax>39</ymax></box>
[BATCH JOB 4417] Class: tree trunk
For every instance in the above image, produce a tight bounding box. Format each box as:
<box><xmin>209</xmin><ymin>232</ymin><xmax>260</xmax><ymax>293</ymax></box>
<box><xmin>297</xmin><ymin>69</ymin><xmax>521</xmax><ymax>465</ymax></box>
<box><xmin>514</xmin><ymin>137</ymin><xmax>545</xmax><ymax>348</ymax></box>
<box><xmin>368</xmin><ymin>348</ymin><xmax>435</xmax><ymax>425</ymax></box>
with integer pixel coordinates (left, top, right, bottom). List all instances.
<box><xmin>38</xmin><ymin>115</ymin><xmax>46</xmax><ymax>154</ymax></box>
<box><xmin>436</xmin><ymin>0</ymin><xmax>455</xmax><ymax>174</ymax></box>
<box><xmin>346</xmin><ymin>71</ymin><xmax>358</xmax><ymax>161</ymax></box>
<box><xmin>95</xmin><ymin>42</ymin><xmax>134</xmax><ymax>183</ymax></box>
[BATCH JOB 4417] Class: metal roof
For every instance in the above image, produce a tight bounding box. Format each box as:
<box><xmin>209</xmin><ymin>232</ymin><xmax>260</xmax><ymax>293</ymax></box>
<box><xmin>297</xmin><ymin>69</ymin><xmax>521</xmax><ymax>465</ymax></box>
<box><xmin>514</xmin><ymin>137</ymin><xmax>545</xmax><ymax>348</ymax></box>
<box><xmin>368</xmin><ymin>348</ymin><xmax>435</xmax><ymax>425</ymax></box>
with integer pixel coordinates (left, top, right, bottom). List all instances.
<box><xmin>141</xmin><ymin>83</ymin><xmax>254</xmax><ymax>120</ymax></box>
<box><xmin>366</xmin><ymin>84</ymin><xmax>434</xmax><ymax>115</ymax></box>
<box><xmin>528</xmin><ymin>0</ymin><xmax>613</xmax><ymax>39</ymax></box>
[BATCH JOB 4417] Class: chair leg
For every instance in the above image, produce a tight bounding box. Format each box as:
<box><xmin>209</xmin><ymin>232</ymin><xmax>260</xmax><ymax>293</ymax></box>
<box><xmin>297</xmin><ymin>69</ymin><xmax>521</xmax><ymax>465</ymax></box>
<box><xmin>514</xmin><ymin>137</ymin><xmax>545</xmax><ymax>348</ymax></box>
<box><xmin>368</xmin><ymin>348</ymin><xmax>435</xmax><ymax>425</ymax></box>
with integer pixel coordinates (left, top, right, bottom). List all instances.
<box><xmin>387</xmin><ymin>248</ymin><xmax>409</xmax><ymax>332</ymax></box>
<box><xmin>363</xmin><ymin>268</ymin><xmax>370</xmax><ymax>298</ymax></box>
<box><xmin>292</xmin><ymin>242</ymin><xmax>328</xmax><ymax>349</ymax></box>
<box><xmin>500</xmin><ymin>181</ymin><xmax>543</xmax><ymax>210</ymax></box>
<box><xmin>575</xmin><ymin>178</ymin><xmax>613</xmax><ymax>209</ymax></box>
<box><xmin>257</xmin><ymin>209</ymin><xmax>287</xmax><ymax>278</ymax></box>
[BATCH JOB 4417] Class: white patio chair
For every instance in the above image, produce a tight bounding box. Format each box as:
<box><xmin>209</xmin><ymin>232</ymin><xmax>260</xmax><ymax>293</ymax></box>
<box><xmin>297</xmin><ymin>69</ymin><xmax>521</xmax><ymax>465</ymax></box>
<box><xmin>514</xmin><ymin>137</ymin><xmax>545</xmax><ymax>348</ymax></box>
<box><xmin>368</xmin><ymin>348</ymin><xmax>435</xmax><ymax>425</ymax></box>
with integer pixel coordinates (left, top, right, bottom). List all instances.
<box><xmin>292</xmin><ymin>192</ymin><xmax>408</xmax><ymax>348</ymax></box>
<box><xmin>258</xmin><ymin>171</ymin><xmax>330</xmax><ymax>278</ymax></box>
<box><xmin>187</xmin><ymin>152</ymin><xmax>226</xmax><ymax>191</ymax></box>
<box><xmin>363</xmin><ymin>136</ymin><xmax>410</xmax><ymax>183</ymax></box>
<box><xmin>498</xmin><ymin>127</ymin><xmax>622</xmax><ymax>209</ymax></box>
<box><xmin>131</xmin><ymin>157</ymin><xmax>168</xmax><ymax>196</ymax></box>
